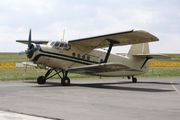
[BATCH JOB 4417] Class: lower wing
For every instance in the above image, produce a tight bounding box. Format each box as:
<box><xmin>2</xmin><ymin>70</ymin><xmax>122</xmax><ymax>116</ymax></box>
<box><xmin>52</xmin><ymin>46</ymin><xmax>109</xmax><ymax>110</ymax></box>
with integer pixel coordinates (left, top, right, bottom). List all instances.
<box><xmin>68</xmin><ymin>62</ymin><xmax>139</xmax><ymax>74</ymax></box>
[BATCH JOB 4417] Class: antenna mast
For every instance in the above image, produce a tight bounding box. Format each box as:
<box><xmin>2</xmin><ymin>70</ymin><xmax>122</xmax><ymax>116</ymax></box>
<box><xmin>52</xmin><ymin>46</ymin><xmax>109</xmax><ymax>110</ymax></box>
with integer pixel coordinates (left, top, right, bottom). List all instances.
<box><xmin>62</xmin><ymin>29</ymin><xmax>65</xmax><ymax>42</ymax></box>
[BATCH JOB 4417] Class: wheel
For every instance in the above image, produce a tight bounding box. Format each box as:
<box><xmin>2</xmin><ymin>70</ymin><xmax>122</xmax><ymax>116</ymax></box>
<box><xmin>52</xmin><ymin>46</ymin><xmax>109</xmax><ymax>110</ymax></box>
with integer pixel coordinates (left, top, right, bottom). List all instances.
<box><xmin>37</xmin><ymin>76</ymin><xmax>46</xmax><ymax>84</ymax></box>
<box><xmin>61</xmin><ymin>77</ymin><xmax>70</xmax><ymax>86</ymax></box>
<box><xmin>132</xmin><ymin>77</ymin><xmax>137</xmax><ymax>83</ymax></box>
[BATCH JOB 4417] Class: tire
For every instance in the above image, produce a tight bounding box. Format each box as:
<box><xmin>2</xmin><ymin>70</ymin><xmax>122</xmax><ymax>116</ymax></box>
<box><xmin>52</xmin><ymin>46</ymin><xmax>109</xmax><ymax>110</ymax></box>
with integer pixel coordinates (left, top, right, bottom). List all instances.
<box><xmin>132</xmin><ymin>78</ymin><xmax>137</xmax><ymax>83</ymax></box>
<box><xmin>61</xmin><ymin>77</ymin><xmax>70</xmax><ymax>86</ymax></box>
<box><xmin>37</xmin><ymin>76</ymin><xmax>46</xmax><ymax>84</ymax></box>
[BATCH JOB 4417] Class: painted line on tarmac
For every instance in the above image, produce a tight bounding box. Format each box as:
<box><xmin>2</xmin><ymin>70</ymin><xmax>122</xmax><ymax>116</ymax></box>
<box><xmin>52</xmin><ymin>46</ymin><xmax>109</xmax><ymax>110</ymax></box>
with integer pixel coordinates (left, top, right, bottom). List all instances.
<box><xmin>170</xmin><ymin>81</ymin><xmax>180</xmax><ymax>96</ymax></box>
<box><xmin>0</xmin><ymin>110</ymin><xmax>52</xmax><ymax>120</ymax></box>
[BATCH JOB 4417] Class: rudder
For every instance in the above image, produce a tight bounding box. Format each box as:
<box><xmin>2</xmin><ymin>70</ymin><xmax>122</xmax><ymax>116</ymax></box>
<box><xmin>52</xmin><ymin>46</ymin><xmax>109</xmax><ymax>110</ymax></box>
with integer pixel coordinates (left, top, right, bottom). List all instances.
<box><xmin>127</xmin><ymin>43</ymin><xmax>149</xmax><ymax>57</ymax></box>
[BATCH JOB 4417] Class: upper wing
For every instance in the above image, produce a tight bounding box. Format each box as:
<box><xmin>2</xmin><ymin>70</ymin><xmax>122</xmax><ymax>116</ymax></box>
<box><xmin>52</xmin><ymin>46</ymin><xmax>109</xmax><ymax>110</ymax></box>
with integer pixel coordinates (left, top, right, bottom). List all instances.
<box><xmin>16</xmin><ymin>40</ymin><xmax>49</xmax><ymax>44</ymax></box>
<box><xmin>134</xmin><ymin>54</ymin><xmax>171</xmax><ymax>59</ymax></box>
<box><xmin>69</xmin><ymin>29</ymin><xmax>158</xmax><ymax>49</ymax></box>
<box><xmin>69</xmin><ymin>62</ymin><xmax>133</xmax><ymax>74</ymax></box>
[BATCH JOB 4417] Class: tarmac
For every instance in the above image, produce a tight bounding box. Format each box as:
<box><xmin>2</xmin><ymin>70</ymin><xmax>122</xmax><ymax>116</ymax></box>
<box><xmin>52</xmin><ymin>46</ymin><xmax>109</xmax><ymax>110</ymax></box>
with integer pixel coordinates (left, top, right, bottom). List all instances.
<box><xmin>0</xmin><ymin>77</ymin><xmax>180</xmax><ymax>120</ymax></box>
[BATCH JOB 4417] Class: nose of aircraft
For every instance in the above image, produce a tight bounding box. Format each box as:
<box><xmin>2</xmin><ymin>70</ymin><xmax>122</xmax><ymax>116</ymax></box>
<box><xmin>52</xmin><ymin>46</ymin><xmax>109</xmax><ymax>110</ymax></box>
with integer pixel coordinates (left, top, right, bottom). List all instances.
<box><xmin>26</xmin><ymin>44</ymin><xmax>38</xmax><ymax>58</ymax></box>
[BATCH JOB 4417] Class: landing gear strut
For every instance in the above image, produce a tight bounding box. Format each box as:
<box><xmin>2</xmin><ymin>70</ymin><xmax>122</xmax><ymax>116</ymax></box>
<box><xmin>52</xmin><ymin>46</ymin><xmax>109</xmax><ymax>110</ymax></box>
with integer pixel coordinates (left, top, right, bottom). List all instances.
<box><xmin>37</xmin><ymin>69</ymin><xmax>70</xmax><ymax>86</ymax></box>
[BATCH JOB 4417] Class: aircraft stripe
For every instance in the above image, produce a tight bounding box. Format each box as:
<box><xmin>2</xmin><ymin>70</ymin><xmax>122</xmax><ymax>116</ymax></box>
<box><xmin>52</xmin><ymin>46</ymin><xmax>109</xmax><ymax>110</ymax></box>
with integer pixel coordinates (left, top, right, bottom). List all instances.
<box><xmin>33</xmin><ymin>54</ymin><xmax>93</xmax><ymax>65</ymax></box>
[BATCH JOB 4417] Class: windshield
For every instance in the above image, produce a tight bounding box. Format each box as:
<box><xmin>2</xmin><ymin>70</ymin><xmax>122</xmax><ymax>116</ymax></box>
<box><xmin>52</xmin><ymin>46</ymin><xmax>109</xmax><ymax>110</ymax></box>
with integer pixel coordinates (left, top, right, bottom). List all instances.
<box><xmin>49</xmin><ymin>41</ymin><xmax>70</xmax><ymax>50</ymax></box>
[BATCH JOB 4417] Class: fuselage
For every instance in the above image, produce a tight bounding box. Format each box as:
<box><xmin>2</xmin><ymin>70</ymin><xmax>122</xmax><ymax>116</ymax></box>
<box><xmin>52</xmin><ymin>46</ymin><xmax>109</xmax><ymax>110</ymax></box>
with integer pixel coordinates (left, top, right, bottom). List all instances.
<box><xmin>29</xmin><ymin>41</ymin><xmax>149</xmax><ymax>77</ymax></box>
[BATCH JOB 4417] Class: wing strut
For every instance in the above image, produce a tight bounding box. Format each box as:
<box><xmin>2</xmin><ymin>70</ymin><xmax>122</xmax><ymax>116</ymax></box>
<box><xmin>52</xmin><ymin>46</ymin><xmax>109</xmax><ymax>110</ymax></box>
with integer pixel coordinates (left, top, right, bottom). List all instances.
<box><xmin>103</xmin><ymin>39</ymin><xmax>119</xmax><ymax>63</ymax></box>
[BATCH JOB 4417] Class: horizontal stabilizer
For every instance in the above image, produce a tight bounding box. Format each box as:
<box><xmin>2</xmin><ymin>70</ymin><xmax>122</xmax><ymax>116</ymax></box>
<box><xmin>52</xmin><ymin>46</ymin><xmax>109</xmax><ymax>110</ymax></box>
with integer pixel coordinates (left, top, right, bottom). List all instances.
<box><xmin>134</xmin><ymin>54</ymin><xmax>171</xmax><ymax>59</ymax></box>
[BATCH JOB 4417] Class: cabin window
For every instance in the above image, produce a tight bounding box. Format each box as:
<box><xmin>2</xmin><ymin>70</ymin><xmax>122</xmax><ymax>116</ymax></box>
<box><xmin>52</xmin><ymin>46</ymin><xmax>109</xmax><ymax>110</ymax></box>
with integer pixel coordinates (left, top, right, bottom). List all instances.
<box><xmin>87</xmin><ymin>56</ymin><xmax>90</xmax><ymax>60</ymax></box>
<box><xmin>100</xmin><ymin>59</ymin><xmax>104</xmax><ymax>63</ymax></box>
<box><xmin>82</xmin><ymin>55</ymin><xmax>85</xmax><ymax>59</ymax></box>
<box><xmin>77</xmin><ymin>54</ymin><xmax>81</xmax><ymax>58</ymax></box>
<box><xmin>72</xmin><ymin>53</ymin><xmax>76</xmax><ymax>57</ymax></box>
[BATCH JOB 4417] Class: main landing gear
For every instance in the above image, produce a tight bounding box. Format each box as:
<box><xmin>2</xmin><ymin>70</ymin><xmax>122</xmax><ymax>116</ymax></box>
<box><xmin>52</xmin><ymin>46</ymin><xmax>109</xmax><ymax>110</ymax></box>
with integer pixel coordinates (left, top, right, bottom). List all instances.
<box><xmin>127</xmin><ymin>76</ymin><xmax>137</xmax><ymax>83</ymax></box>
<box><xmin>37</xmin><ymin>69</ymin><xmax>70</xmax><ymax>86</ymax></box>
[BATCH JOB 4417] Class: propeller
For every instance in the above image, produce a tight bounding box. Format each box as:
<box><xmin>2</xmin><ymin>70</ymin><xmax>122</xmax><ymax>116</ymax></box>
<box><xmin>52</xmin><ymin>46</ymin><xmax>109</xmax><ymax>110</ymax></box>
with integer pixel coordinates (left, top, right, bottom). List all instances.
<box><xmin>18</xmin><ymin>29</ymin><xmax>38</xmax><ymax>56</ymax></box>
<box><xmin>26</xmin><ymin>29</ymin><xmax>38</xmax><ymax>58</ymax></box>
<box><xmin>25</xmin><ymin>29</ymin><xmax>32</xmax><ymax>73</ymax></box>
<box><xmin>17</xmin><ymin>51</ymin><xmax>25</xmax><ymax>55</ymax></box>
<box><xmin>18</xmin><ymin>29</ymin><xmax>38</xmax><ymax>73</ymax></box>
<box><xmin>24</xmin><ymin>57</ymin><xmax>28</xmax><ymax>73</ymax></box>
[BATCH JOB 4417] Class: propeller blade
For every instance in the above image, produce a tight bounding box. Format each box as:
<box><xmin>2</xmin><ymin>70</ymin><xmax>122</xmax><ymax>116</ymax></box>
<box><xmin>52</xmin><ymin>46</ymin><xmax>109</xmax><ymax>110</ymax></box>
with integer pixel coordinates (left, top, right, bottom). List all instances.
<box><xmin>24</xmin><ymin>58</ymin><xmax>28</xmax><ymax>73</ymax></box>
<box><xmin>28</xmin><ymin>29</ymin><xmax>31</xmax><ymax>48</ymax></box>
<box><xmin>17</xmin><ymin>51</ymin><xmax>25</xmax><ymax>55</ymax></box>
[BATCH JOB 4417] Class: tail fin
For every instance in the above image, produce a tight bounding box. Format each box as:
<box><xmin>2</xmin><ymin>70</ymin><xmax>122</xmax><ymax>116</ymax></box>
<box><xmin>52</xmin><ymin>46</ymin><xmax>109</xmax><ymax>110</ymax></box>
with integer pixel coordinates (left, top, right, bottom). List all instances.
<box><xmin>127</xmin><ymin>43</ymin><xmax>149</xmax><ymax>57</ymax></box>
<box><xmin>127</xmin><ymin>43</ymin><xmax>150</xmax><ymax>72</ymax></box>
<box><xmin>126</xmin><ymin>43</ymin><xmax>170</xmax><ymax>72</ymax></box>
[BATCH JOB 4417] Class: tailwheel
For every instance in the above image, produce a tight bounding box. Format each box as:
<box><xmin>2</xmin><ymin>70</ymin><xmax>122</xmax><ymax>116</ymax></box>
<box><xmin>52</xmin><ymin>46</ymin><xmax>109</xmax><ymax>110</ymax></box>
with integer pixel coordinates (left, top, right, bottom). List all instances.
<box><xmin>132</xmin><ymin>77</ymin><xmax>137</xmax><ymax>83</ymax></box>
<box><xmin>61</xmin><ymin>77</ymin><xmax>70</xmax><ymax>86</ymax></box>
<box><xmin>37</xmin><ymin>76</ymin><xmax>46</xmax><ymax>84</ymax></box>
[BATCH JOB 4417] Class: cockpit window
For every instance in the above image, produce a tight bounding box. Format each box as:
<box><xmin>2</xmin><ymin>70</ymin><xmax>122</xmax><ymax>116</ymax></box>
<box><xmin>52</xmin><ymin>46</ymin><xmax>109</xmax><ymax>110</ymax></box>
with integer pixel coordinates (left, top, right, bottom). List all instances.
<box><xmin>50</xmin><ymin>42</ymin><xmax>55</xmax><ymax>46</ymax></box>
<box><xmin>50</xmin><ymin>41</ymin><xmax>71</xmax><ymax>50</ymax></box>
<box><xmin>54</xmin><ymin>41</ymin><xmax>60</xmax><ymax>48</ymax></box>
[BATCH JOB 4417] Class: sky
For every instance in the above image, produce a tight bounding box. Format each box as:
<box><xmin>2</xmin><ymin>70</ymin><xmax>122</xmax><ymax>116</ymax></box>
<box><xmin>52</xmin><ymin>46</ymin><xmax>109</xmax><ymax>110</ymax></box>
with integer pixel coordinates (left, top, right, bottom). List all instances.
<box><xmin>0</xmin><ymin>0</ymin><xmax>180</xmax><ymax>53</ymax></box>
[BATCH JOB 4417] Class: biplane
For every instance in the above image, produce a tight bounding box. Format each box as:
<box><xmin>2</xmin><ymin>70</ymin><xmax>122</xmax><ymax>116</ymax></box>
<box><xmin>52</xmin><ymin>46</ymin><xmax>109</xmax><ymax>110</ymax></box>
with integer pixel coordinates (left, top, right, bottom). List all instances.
<box><xmin>16</xmin><ymin>29</ymin><xmax>170</xmax><ymax>86</ymax></box>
